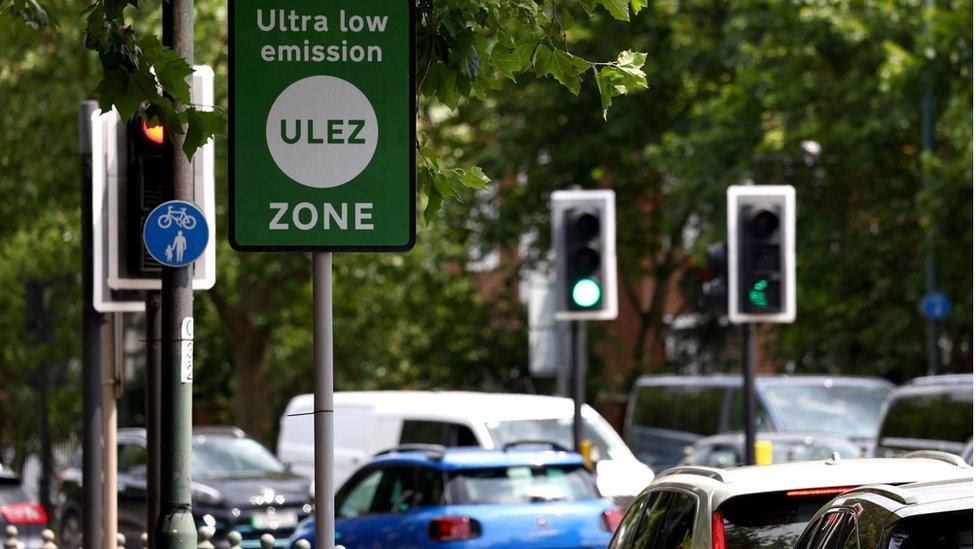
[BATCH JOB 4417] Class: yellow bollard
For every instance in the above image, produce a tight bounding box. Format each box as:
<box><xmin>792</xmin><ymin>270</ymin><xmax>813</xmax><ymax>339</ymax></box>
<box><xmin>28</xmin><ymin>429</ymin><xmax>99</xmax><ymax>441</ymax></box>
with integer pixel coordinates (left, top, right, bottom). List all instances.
<box><xmin>755</xmin><ymin>439</ymin><xmax>774</xmax><ymax>465</ymax></box>
<box><xmin>580</xmin><ymin>439</ymin><xmax>593</xmax><ymax>471</ymax></box>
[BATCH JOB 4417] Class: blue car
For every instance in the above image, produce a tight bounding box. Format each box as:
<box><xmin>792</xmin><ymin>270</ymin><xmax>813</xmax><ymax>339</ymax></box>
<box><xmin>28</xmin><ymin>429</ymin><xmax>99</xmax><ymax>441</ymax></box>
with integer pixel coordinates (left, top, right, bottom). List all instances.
<box><xmin>289</xmin><ymin>444</ymin><xmax>623</xmax><ymax>548</ymax></box>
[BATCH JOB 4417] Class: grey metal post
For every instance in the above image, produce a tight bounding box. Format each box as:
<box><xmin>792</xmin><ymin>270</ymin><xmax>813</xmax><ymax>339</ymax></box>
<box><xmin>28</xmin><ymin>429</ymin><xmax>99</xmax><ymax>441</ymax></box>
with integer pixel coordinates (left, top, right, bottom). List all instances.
<box><xmin>80</xmin><ymin>100</ymin><xmax>105</xmax><ymax>549</ymax></box>
<box><xmin>921</xmin><ymin>0</ymin><xmax>941</xmax><ymax>376</ymax></box>
<box><xmin>145</xmin><ymin>291</ymin><xmax>161</xmax><ymax>549</ymax></box>
<box><xmin>313</xmin><ymin>252</ymin><xmax>336</xmax><ymax>549</ymax></box>
<box><xmin>102</xmin><ymin>315</ymin><xmax>119</xmax><ymax>549</ymax></box>
<box><xmin>157</xmin><ymin>0</ymin><xmax>196</xmax><ymax>545</ymax></box>
<box><xmin>571</xmin><ymin>321</ymin><xmax>586</xmax><ymax>452</ymax></box>
<box><xmin>741</xmin><ymin>324</ymin><xmax>757</xmax><ymax>465</ymax></box>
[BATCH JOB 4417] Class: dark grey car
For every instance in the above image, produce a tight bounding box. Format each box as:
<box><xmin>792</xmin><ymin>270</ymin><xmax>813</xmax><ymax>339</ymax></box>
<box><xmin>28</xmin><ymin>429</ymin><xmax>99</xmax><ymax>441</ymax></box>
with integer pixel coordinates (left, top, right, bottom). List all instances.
<box><xmin>1</xmin><ymin>464</ymin><xmax>46</xmax><ymax>548</ymax></box>
<box><xmin>875</xmin><ymin>374</ymin><xmax>974</xmax><ymax>458</ymax></box>
<box><xmin>625</xmin><ymin>375</ymin><xmax>893</xmax><ymax>470</ymax></box>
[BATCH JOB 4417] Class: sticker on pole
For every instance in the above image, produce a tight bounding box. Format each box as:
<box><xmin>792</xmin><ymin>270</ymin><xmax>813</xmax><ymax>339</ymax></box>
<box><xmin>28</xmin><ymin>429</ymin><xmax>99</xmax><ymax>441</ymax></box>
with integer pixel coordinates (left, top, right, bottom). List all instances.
<box><xmin>143</xmin><ymin>200</ymin><xmax>210</xmax><ymax>267</ymax></box>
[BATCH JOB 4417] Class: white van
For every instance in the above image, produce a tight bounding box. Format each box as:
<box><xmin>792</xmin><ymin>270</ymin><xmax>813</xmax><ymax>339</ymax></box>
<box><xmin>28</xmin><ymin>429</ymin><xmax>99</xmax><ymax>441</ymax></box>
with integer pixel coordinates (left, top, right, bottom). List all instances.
<box><xmin>277</xmin><ymin>391</ymin><xmax>654</xmax><ymax>499</ymax></box>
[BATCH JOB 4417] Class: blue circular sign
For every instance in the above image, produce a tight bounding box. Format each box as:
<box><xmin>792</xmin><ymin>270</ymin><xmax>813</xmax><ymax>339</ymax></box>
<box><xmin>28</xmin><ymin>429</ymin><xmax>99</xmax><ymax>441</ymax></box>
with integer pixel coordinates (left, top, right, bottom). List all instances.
<box><xmin>143</xmin><ymin>200</ymin><xmax>209</xmax><ymax>268</ymax></box>
<box><xmin>920</xmin><ymin>291</ymin><xmax>951</xmax><ymax>321</ymax></box>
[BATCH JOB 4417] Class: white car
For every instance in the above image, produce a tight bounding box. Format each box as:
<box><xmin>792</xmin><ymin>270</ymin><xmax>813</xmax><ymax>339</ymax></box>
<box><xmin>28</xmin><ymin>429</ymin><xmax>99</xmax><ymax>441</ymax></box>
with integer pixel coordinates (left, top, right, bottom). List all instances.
<box><xmin>609</xmin><ymin>451</ymin><xmax>972</xmax><ymax>548</ymax></box>
<box><xmin>277</xmin><ymin>390</ymin><xmax>653</xmax><ymax>500</ymax></box>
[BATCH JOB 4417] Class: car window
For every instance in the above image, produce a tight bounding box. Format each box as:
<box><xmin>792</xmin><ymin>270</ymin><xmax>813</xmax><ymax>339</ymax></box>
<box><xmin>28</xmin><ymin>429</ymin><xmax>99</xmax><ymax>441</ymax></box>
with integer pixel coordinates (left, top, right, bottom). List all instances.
<box><xmin>728</xmin><ymin>389</ymin><xmax>771</xmax><ymax>431</ymax></box>
<box><xmin>887</xmin><ymin>510</ymin><xmax>974</xmax><ymax>548</ymax></box>
<box><xmin>413</xmin><ymin>466</ymin><xmax>445</xmax><ymax>508</ymax></box>
<box><xmin>370</xmin><ymin>466</ymin><xmax>418</xmax><ymax>514</ymax></box>
<box><xmin>484</xmin><ymin>416</ymin><xmax>625</xmax><ymax>461</ymax></box>
<box><xmin>631</xmin><ymin>491</ymin><xmax>674</xmax><ymax>548</ymax></box>
<box><xmin>400</xmin><ymin>420</ymin><xmax>478</xmax><ymax>447</ymax></box>
<box><xmin>660</xmin><ymin>491</ymin><xmax>697</xmax><ymax>548</ymax></box>
<box><xmin>879</xmin><ymin>387</ymin><xmax>973</xmax><ymax>443</ymax></box>
<box><xmin>760</xmin><ymin>383</ymin><xmax>890</xmax><ymax>438</ymax></box>
<box><xmin>609</xmin><ymin>492</ymin><xmax>657</xmax><ymax>548</ymax></box>
<box><xmin>632</xmin><ymin>385</ymin><xmax>726</xmax><ymax>436</ymax></box>
<box><xmin>118</xmin><ymin>443</ymin><xmax>147</xmax><ymax>473</ymax></box>
<box><xmin>448</xmin><ymin>464</ymin><xmax>598</xmax><ymax>504</ymax></box>
<box><xmin>337</xmin><ymin>468</ymin><xmax>383</xmax><ymax>519</ymax></box>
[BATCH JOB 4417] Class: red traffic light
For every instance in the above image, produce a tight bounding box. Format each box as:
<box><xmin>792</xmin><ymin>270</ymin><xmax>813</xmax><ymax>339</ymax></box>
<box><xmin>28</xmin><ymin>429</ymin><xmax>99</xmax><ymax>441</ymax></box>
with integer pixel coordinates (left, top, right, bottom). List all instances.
<box><xmin>141</xmin><ymin>119</ymin><xmax>165</xmax><ymax>145</ymax></box>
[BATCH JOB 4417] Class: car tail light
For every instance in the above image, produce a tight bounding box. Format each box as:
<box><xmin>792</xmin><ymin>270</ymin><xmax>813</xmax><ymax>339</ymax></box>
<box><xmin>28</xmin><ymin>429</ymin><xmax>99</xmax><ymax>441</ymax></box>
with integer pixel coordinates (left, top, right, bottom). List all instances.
<box><xmin>602</xmin><ymin>506</ymin><xmax>624</xmax><ymax>532</ymax></box>
<box><xmin>786</xmin><ymin>487</ymin><xmax>854</xmax><ymax>497</ymax></box>
<box><xmin>711</xmin><ymin>510</ymin><xmax>725</xmax><ymax>549</ymax></box>
<box><xmin>428</xmin><ymin>516</ymin><xmax>480</xmax><ymax>542</ymax></box>
<box><xmin>0</xmin><ymin>502</ymin><xmax>47</xmax><ymax>525</ymax></box>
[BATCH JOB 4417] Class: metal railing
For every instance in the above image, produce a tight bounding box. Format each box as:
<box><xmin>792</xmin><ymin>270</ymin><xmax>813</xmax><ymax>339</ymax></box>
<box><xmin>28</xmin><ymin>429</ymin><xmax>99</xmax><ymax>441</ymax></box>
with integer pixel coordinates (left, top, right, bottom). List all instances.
<box><xmin>4</xmin><ymin>526</ymin><xmax>332</xmax><ymax>549</ymax></box>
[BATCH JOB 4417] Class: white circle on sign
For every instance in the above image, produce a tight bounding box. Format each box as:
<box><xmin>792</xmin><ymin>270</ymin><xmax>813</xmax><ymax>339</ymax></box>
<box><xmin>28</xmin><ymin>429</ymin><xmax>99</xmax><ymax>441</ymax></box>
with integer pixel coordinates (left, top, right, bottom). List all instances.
<box><xmin>266</xmin><ymin>75</ymin><xmax>378</xmax><ymax>188</ymax></box>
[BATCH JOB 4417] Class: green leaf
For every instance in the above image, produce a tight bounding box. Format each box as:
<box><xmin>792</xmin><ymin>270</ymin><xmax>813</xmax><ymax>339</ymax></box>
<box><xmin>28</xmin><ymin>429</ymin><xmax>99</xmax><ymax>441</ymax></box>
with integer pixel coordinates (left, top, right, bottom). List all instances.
<box><xmin>630</xmin><ymin>0</ymin><xmax>647</xmax><ymax>15</ymax></box>
<box><xmin>546</xmin><ymin>49</ymin><xmax>591</xmax><ymax>95</ymax></box>
<box><xmin>599</xmin><ymin>0</ymin><xmax>632</xmax><ymax>21</ymax></box>
<box><xmin>490</xmin><ymin>38</ymin><xmax>535</xmax><ymax>80</ymax></box>
<box><xmin>138</xmin><ymin>35</ymin><xmax>193</xmax><ymax>106</ymax></box>
<box><xmin>183</xmin><ymin>108</ymin><xmax>226</xmax><ymax>159</ymax></box>
<box><xmin>459</xmin><ymin>166</ymin><xmax>490</xmax><ymax>188</ymax></box>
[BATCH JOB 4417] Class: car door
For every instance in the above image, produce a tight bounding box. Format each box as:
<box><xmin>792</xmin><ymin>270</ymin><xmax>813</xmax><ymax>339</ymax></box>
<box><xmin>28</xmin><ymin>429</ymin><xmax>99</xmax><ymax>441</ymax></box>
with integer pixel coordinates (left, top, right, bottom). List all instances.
<box><xmin>335</xmin><ymin>465</ymin><xmax>420</xmax><ymax>548</ymax></box>
<box><xmin>116</xmin><ymin>442</ymin><xmax>149</xmax><ymax>543</ymax></box>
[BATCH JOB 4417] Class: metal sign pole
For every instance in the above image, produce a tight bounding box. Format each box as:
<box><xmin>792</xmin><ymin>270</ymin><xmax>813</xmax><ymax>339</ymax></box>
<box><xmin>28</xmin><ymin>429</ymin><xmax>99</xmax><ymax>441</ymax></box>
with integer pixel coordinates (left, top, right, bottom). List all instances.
<box><xmin>571</xmin><ymin>321</ymin><xmax>586</xmax><ymax>452</ymax></box>
<box><xmin>313</xmin><ymin>252</ymin><xmax>336</xmax><ymax>549</ymax></box>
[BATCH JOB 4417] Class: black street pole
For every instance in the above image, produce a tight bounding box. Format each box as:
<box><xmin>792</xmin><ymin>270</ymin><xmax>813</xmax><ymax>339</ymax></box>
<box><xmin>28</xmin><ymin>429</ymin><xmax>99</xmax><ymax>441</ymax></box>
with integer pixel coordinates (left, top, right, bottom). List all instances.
<box><xmin>79</xmin><ymin>100</ymin><xmax>105</xmax><ymax>549</ymax></box>
<box><xmin>571</xmin><ymin>321</ymin><xmax>586</xmax><ymax>452</ymax></box>
<box><xmin>741</xmin><ymin>323</ymin><xmax>757</xmax><ymax>465</ymax></box>
<box><xmin>145</xmin><ymin>291</ymin><xmax>162</xmax><ymax>549</ymax></box>
<box><xmin>157</xmin><ymin>1</ymin><xmax>196</xmax><ymax>546</ymax></box>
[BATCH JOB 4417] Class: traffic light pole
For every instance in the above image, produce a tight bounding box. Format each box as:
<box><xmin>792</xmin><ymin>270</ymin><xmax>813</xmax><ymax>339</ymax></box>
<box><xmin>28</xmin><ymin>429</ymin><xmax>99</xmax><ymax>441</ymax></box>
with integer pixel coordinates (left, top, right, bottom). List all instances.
<box><xmin>570</xmin><ymin>320</ymin><xmax>587</xmax><ymax>452</ymax></box>
<box><xmin>740</xmin><ymin>324</ymin><xmax>757</xmax><ymax>465</ymax></box>
<box><xmin>157</xmin><ymin>0</ymin><xmax>196</xmax><ymax>546</ymax></box>
<box><xmin>79</xmin><ymin>100</ymin><xmax>105</xmax><ymax>549</ymax></box>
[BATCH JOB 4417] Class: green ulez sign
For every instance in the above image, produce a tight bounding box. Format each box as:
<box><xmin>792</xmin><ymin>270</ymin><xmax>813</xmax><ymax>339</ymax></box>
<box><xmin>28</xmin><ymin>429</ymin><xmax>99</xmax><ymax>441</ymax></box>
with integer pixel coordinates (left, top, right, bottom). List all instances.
<box><xmin>230</xmin><ymin>0</ymin><xmax>415</xmax><ymax>251</ymax></box>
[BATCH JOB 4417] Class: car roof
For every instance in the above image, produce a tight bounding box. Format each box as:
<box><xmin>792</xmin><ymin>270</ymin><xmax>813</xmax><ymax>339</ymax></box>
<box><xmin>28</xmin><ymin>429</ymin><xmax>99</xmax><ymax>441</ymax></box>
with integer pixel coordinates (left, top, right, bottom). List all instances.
<box><xmin>118</xmin><ymin>425</ymin><xmax>249</xmax><ymax>441</ymax></box>
<box><xmin>649</xmin><ymin>454</ymin><xmax>972</xmax><ymax>508</ymax></box>
<box><xmin>369</xmin><ymin>447</ymin><xmax>586</xmax><ymax>471</ymax></box>
<box><xmin>286</xmin><ymin>391</ymin><xmax>599</xmax><ymax>422</ymax></box>
<box><xmin>632</xmin><ymin>374</ymin><xmax>892</xmax><ymax>389</ymax></box>
<box><xmin>825</xmin><ymin>477</ymin><xmax>974</xmax><ymax>518</ymax></box>
<box><xmin>908</xmin><ymin>374</ymin><xmax>974</xmax><ymax>387</ymax></box>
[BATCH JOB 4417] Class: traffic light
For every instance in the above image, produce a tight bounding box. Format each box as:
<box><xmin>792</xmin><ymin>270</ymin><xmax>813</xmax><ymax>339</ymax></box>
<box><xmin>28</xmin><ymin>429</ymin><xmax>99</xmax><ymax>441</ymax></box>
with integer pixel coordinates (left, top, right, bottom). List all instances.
<box><xmin>551</xmin><ymin>190</ymin><xmax>618</xmax><ymax>321</ymax></box>
<box><xmin>123</xmin><ymin>113</ymin><xmax>171</xmax><ymax>277</ymax></box>
<box><xmin>728</xmin><ymin>185</ymin><xmax>796</xmax><ymax>323</ymax></box>
<box><xmin>701</xmin><ymin>242</ymin><xmax>728</xmax><ymax>313</ymax></box>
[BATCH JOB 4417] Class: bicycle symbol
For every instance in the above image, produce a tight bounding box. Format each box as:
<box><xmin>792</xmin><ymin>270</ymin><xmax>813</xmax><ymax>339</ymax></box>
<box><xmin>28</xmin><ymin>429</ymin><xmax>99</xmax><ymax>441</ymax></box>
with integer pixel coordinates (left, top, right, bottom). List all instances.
<box><xmin>157</xmin><ymin>206</ymin><xmax>197</xmax><ymax>230</ymax></box>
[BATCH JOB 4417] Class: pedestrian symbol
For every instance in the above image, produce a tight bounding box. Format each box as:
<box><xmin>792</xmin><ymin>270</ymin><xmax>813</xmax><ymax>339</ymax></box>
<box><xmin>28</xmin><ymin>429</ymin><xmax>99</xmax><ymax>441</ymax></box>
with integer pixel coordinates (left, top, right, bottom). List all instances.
<box><xmin>144</xmin><ymin>200</ymin><xmax>210</xmax><ymax>268</ymax></box>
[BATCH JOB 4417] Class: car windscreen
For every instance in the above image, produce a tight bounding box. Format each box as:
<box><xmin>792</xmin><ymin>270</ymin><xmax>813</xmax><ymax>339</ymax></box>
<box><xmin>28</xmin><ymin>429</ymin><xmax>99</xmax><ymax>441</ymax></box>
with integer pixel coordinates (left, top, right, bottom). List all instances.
<box><xmin>448</xmin><ymin>464</ymin><xmax>599</xmax><ymax>504</ymax></box>
<box><xmin>717</xmin><ymin>491</ymin><xmax>840</xmax><ymax>548</ymax></box>
<box><xmin>879</xmin><ymin>387</ymin><xmax>974</xmax><ymax>443</ymax></box>
<box><xmin>485</xmin><ymin>417</ymin><xmax>624</xmax><ymax>461</ymax></box>
<box><xmin>192</xmin><ymin>434</ymin><xmax>285</xmax><ymax>477</ymax></box>
<box><xmin>889</xmin><ymin>510</ymin><xmax>974</xmax><ymax>548</ymax></box>
<box><xmin>760</xmin><ymin>383</ymin><xmax>889</xmax><ymax>438</ymax></box>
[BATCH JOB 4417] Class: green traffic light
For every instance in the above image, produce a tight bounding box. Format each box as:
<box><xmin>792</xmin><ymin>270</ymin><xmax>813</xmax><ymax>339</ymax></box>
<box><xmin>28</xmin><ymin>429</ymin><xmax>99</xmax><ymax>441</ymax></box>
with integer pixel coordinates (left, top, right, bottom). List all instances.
<box><xmin>749</xmin><ymin>279</ymin><xmax>769</xmax><ymax>308</ymax></box>
<box><xmin>572</xmin><ymin>278</ymin><xmax>602</xmax><ymax>308</ymax></box>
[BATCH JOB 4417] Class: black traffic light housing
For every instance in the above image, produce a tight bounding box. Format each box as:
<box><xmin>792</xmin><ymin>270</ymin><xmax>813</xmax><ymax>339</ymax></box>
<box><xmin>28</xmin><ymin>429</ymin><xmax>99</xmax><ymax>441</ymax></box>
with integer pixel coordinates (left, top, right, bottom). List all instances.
<box><xmin>124</xmin><ymin>114</ymin><xmax>171</xmax><ymax>277</ymax></box>
<box><xmin>728</xmin><ymin>185</ymin><xmax>795</xmax><ymax>323</ymax></box>
<box><xmin>564</xmin><ymin>208</ymin><xmax>604</xmax><ymax>311</ymax></box>
<box><xmin>551</xmin><ymin>190</ymin><xmax>618</xmax><ymax>321</ymax></box>
<box><xmin>701</xmin><ymin>242</ymin><xmax>728</xmax><ymax>313</ymax></box>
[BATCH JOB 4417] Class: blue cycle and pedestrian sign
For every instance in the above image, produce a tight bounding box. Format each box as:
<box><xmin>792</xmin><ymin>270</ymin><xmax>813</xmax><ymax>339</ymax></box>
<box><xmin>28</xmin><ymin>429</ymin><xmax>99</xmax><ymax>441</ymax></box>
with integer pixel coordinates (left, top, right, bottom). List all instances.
<box><xmin>920</xmin><ymin>290</ymin><xmax>951</xmax><ymax>321</ymax></box>
<box><xmin>143</xmin><ymin>200</ymin><xmax>210</xmax><ymax>268</ymax></box>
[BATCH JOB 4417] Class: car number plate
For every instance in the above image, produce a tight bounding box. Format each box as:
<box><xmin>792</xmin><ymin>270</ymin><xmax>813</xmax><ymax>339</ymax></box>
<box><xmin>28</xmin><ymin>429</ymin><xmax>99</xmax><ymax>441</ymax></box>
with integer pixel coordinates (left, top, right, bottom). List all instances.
<box><xmin>251</xmin><ymin>510</ymin><xmax>298</xmax><ymax>530</ymax></box>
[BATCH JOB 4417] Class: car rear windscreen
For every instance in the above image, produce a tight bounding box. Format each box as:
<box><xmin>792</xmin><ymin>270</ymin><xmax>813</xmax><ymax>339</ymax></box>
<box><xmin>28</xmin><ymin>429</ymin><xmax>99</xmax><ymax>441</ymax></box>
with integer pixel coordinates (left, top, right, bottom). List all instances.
<box><xmin>448</xmin><ymin>464</ymin><xmax>599</xmax><ymax>504</ymax></box>
<box><xmin>718</xmin><ymin>491</ymin><xmax>841</xmax><ymax>548</ymax></box>
<box><xmin>631</xmin><ymin>385</ymin><xmax>727</xmax><ymax>435</ymax></box>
